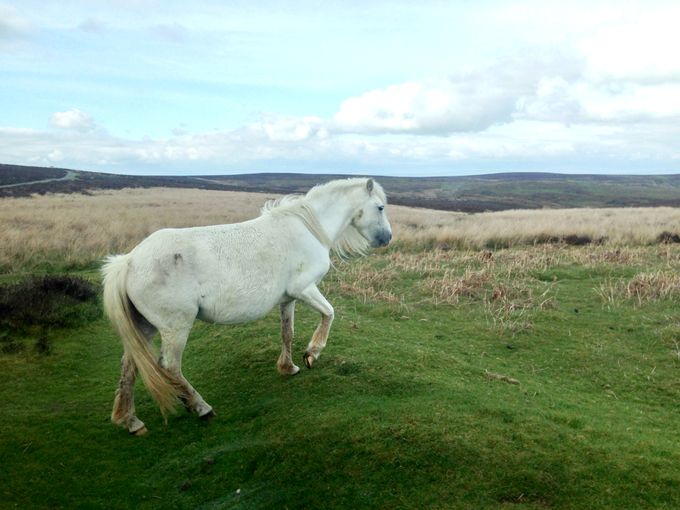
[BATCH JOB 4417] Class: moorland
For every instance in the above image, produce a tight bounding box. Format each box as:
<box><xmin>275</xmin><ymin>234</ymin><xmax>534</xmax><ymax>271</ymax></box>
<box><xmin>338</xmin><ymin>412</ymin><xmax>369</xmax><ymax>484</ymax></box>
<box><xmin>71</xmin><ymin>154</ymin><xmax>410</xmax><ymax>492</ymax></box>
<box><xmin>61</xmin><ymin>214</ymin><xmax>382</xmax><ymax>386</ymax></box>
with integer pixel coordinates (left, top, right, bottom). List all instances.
<box><xmin>6</xmin><ymin>163</ymin><xmax>680</xmax><ymax>211</ymax></box>
<box><xmin>3</xmin><ymin>168</ymin><xmax>680</xmax><ymax>509</ymax></box>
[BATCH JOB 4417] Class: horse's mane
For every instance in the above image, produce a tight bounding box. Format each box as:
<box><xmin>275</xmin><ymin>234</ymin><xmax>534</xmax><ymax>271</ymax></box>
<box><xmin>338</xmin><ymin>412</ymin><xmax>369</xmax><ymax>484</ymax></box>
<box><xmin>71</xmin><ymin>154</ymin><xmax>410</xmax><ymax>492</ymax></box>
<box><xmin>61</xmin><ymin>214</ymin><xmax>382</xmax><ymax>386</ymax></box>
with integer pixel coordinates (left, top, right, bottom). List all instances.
<box><xmin>261</xmin><ymin>178</ymin><xmax>385</xmax><ymax>259</ymax></box>
<box><xmin>261</xmin><ymin>194</ymin><xmax>334</xmax><ymax>249</ymax></box>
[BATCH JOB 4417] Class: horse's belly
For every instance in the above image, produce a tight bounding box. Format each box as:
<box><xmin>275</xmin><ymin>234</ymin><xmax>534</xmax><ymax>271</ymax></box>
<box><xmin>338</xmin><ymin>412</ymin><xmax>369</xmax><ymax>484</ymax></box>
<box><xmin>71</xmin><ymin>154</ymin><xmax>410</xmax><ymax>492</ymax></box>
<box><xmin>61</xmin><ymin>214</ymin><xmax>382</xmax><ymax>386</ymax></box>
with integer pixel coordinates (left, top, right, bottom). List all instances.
<box><xmin>198</xmin><ymin>303</ymin><xmax>274</xmax><ymax>325</ymax></box>
<box><xmin>197</xmin><ymin>285</ymin><xmax>284</xmax><ymax>325</ymax></box>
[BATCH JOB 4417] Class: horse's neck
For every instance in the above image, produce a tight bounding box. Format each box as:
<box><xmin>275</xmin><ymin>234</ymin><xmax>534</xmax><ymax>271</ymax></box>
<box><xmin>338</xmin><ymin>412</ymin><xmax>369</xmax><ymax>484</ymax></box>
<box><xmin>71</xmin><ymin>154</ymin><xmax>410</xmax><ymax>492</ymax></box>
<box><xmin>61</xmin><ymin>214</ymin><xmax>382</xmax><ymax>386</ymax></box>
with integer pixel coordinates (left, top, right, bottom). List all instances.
<box><xmin>307</xmin><ymin>192</ymin><xmax>357</xmax><ymax>245</ymax></box>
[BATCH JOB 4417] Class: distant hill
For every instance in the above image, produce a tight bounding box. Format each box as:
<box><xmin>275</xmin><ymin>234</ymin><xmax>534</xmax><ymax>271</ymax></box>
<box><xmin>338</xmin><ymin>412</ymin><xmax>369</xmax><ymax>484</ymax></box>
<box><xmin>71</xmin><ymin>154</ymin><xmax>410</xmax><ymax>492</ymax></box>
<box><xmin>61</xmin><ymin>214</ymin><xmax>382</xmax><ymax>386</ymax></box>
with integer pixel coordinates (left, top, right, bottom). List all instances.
<box><xmin>3</xmin><ymin>163</ymin><xmax>680</xmax><ymax>212</ymax></box>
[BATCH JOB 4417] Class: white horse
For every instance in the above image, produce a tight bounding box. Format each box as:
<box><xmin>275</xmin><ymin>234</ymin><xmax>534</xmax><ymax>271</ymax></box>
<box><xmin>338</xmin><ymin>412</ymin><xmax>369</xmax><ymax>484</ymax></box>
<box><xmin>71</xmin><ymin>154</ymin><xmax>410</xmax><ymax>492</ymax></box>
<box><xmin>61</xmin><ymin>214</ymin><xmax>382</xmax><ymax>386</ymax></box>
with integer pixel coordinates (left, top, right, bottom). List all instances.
<box><xmin>102</xmin><ymin>178</ymin><xmax>391</xmax><ymax>435</ymax></box>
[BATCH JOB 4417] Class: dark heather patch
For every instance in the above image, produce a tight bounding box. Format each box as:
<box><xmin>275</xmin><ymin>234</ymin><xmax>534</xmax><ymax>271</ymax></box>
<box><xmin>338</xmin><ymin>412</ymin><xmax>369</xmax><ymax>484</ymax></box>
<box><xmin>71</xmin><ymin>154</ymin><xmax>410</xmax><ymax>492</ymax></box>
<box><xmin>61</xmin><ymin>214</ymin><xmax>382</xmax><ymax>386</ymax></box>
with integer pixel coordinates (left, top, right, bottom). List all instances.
<box><xmin>657</xmin><ymin>231</ymin><xmax>680</xmax><ymax>244</ymax></box>
<box><xmin>563</xmin><ymin>234</ymin><xmax>592</xmax><ymax>246</ymax></box>
<box><xmin>0</xmin><ymin>275</ymin><xmax>99</xmax><ymax>354</ymax></box>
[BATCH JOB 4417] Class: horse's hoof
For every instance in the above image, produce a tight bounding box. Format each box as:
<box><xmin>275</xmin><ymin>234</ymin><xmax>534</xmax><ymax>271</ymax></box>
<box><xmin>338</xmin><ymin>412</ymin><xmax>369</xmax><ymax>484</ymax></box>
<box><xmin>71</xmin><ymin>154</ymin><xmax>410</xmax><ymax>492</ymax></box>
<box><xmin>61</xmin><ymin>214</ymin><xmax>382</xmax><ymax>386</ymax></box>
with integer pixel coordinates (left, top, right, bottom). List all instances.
<box><xmin>199</xmin><ymin>409</ymin><xmax>216</xmax><ymax>421</ymax></box>
<box><xmin>303</xmin><ymin>353</ymin><xmax>314</xmax><ymax>369</ymax></box>
<box><xmin>130</xmin><ymin>426</ymin><xmax>148</xmax><ymax>436</ymax></box>
<box><xmin>278</xmin><ymin>364</ymin><xmax>300</xmax><ymax>375</ymax></box>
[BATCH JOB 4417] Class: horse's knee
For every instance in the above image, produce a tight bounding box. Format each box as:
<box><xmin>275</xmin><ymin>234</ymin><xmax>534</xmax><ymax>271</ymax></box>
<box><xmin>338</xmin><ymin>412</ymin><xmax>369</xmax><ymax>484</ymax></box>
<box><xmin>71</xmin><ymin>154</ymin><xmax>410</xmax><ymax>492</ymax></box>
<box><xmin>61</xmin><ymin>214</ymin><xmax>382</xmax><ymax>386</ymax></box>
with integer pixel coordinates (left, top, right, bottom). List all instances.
<box><xmin>324</xmin><ymin>308</ymin><xmax>335</xmax><ymax>325</ymax></box>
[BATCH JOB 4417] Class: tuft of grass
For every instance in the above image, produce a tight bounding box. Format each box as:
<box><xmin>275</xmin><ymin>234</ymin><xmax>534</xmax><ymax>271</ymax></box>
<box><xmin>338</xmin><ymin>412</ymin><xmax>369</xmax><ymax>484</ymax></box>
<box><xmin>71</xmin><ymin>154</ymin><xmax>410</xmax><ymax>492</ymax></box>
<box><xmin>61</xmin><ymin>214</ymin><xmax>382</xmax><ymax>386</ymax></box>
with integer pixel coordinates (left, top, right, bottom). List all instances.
<box><xmin>484</xmin><ymin>281</ymin><xmax>557</xmax><ymax>336</ymax></box>
<box><xmin>626</xmin><ymin>272</ymin><xmax>680</xmax><ymax>304</ymax></box>
<box><xmin>425</xmin><ymin>267</ymin><xmax>493</xmax><ymax>304</ymax></box>
<box><xmin>334</xmin><ymin>263</ymin><xmax>400</xmax><ymax>305</ymax></box>
<box><xmin>596</xmin><ymin>271</ymin><xmax>680</xmax><ymax>308</ymax></box>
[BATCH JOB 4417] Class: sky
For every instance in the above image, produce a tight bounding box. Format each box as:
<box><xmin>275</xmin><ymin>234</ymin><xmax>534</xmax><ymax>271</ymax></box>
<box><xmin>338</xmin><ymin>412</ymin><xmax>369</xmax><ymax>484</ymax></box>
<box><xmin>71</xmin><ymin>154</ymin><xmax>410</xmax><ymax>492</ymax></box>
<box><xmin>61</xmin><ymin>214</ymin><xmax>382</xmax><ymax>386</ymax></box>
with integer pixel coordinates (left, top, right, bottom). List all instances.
<box><xmin>1</xmin><ymin>0</ymin><xmax>680</xmax><ymax>176</ymax></box>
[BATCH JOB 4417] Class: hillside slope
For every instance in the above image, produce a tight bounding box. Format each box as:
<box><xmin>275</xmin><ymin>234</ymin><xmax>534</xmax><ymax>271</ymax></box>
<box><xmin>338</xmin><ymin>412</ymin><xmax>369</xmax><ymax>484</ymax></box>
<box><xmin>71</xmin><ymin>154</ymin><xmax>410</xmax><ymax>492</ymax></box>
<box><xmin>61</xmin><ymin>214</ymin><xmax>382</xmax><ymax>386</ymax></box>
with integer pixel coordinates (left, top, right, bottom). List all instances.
<box><xmin>3</xmin><ymin>163</ymin><xmax>680</xmax><ymax>212</ymax></box>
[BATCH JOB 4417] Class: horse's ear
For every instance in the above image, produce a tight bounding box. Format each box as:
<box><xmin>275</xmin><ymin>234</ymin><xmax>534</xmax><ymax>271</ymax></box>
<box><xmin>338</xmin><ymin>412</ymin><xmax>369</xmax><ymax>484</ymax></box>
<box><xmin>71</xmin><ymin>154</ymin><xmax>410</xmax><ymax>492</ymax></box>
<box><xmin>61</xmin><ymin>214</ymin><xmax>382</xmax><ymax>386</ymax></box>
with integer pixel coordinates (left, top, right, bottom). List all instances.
<box><xmin>366</xmin><ymin>178</ymin><xmax>374</xmax><ymax>195</ymax></box>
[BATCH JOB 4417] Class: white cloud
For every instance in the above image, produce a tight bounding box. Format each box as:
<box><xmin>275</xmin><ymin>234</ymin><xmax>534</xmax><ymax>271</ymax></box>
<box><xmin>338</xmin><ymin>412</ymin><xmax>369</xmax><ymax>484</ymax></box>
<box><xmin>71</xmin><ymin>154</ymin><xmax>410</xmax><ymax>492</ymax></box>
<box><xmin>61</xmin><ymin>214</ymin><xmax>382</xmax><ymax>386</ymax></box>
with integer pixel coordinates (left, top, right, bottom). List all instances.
<box><xmin>0</xmin><ymin>4</ymin><xmax>29</xmax><ymax>46</ymax></box>
<box><xmin>580</xmin><ymin>83</ymin><xmax>680</xmax><ymax>122</ymax></box>
<box><xmin>578</xmin><ymin>7</ymin><xmax>680</xmax><ymax>82</ymax></box>
<box><xmin>333</xmin><ymin>78</ymin><xmax>517</xmax><ymax>135</ymax></box>
<box><xmin>254</xmin><ymin>115</ymin><xmax>328</xmax><ymax>142</ymax></box>
<box><xmin>332</xmin><ymin>54</ymin><xmax>584</xmax><ymax>135</ymax></box>
<box><xmin>47</xmin><ymin>149</ymin><xmax>64</xmax><ymax>162</ymax></box>
<box><xmin>3</xmin><ymin>113</ymin><xmax>679</xmax><ymax>175</ymax></box>
<box><xmin>332</xmin><ymin>36</ymin><xmax>680</xmax><ymax>137</ymax></box>
<box><xmin>49</xmin><ymin>109</ymin><xmax>97</xmax><ymax>132</ymax></box>
<box><xmin>519</xmin><ymin>80</ymin><xmax>680</xmax><ymax>124</ymax></box>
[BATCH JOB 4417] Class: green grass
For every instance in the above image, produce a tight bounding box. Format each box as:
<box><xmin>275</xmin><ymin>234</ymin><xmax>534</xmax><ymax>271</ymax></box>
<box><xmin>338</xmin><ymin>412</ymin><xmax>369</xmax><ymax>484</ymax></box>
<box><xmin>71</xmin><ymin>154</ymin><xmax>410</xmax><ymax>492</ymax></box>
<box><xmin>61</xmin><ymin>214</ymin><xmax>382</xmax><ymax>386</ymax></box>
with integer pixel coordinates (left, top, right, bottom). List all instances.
<box><xmin>3</xmin><ymin>246</ymin><xmax>680</xmax><ymax>509</ymax></box>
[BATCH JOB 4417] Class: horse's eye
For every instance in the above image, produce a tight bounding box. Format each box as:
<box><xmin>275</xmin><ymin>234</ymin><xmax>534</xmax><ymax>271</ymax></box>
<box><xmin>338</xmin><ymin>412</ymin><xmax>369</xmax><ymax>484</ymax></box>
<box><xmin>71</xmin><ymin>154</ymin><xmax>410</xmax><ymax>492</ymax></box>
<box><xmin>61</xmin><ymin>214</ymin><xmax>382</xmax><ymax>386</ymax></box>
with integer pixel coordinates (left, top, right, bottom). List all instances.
<box><xmin>378</xmin><ymin>205</ymin><xmax>385</xmax><ymax>212</ymax></box>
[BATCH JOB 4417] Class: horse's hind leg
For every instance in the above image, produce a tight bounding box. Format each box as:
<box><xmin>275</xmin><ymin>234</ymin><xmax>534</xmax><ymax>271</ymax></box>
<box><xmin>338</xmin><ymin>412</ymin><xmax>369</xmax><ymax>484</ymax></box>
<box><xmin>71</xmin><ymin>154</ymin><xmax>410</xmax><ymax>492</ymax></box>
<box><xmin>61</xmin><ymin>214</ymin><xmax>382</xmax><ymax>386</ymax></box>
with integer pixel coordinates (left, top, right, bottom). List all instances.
<box><xmin>296</xmin><ymin>285</ymin><xmax>334</xmax><ymax>369</ymax></box>
<box><xmin>111</xmin><ymin>353</ymin><xmax>148</xmax><ymax>435</ymax></box>
<box><xmin>277</xmin><ymin>300</ymin><xmax>300</xmax><ymax>375</ymax></box>
<box><xmin>111</xmin><ymin>318</ymin><xmax>156</xmax><ymax>435</ymax></box>
<box><xmin>158</xmin><ymin>326</ymin><xmax>214</xmax><ymax>420</ymax></box>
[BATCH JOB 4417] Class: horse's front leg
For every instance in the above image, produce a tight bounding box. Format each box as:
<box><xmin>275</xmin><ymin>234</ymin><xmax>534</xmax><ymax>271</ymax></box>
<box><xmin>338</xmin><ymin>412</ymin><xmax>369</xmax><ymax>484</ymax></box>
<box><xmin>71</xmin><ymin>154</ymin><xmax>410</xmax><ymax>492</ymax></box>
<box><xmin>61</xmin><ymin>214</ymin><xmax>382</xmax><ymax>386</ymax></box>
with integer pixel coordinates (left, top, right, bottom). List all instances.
<box><xmin>296</xmin><ymin>285</ymin><xmax>334</xmax><ymax>369</ymax></box>
<box><xmin>277</xmin><ymin>300</ymin><xmax>300</xmax><ymax>375</ymax></box>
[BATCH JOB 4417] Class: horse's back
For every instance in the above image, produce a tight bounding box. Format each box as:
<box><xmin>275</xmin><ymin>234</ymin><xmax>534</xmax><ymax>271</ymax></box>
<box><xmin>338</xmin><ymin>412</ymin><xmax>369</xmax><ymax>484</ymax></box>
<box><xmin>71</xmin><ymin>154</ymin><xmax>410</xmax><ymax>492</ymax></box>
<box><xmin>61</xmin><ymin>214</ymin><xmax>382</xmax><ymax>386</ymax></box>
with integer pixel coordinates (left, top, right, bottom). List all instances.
<box><xmin>124</xmin><ymin>217</ymin><xmax>321</xmax><ymax>326</ymax></box>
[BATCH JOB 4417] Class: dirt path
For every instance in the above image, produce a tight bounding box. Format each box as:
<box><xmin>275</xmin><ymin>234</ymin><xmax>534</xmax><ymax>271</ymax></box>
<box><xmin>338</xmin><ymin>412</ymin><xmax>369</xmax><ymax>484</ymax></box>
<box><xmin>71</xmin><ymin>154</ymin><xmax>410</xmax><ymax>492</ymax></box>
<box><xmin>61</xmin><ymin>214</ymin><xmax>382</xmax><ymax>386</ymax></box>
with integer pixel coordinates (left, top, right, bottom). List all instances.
<box><xmin>0</xmin><ymin>170</ymin><xmax>78</xmax><ymax>189</ymax></box>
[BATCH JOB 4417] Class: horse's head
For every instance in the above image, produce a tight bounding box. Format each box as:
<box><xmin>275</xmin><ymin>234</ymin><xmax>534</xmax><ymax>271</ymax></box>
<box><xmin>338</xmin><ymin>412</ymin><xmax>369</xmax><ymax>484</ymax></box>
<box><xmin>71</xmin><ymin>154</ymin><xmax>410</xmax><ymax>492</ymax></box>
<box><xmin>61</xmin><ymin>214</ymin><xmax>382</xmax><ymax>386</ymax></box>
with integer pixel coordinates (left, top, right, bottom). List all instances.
<box><xmin>351</xmin><ymin>178</ymin><xmax>392</xmax><ymax>248</ymax></box>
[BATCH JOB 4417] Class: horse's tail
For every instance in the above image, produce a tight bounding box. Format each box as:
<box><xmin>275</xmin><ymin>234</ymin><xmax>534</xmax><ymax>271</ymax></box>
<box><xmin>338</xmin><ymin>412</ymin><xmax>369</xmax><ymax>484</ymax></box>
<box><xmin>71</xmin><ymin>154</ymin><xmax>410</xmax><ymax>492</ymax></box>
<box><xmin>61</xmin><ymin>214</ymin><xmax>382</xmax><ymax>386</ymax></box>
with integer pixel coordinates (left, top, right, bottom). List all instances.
<box><xmin>102</xmin><ymin>254</ymin><xmax>180</xmax><ymax>417</ymax></box>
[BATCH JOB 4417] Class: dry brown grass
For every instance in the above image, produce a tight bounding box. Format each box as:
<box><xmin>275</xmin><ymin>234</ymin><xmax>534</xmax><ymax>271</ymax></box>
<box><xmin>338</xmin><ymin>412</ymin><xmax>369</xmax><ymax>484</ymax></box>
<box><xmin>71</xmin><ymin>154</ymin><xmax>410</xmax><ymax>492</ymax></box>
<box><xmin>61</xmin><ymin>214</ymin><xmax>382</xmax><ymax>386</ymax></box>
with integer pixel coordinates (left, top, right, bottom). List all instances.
<box><xmin>390</xmin><ymin>205</ymin><xmax>680</xmax><ymax>248</ymax></box>
<box><xmin>424</xmin><ymin>268</ymin><xmax>493</xmax><ymax>305</ymax></box>
<box><xmin>420</xmin><ymin>264</ymin><xmax>556</xmax><ymax>334</ymax></box>
<box><xmin>3</xmin><ymin>186</ymin><xmax>680</xmax><ymax>272</ymax></box>
<box><xmin>597</xmin><ymin>271</ymin><xmax>680</xmax><ymax>308</ymax></box>
<box><xmin>331</xmin><ymin>264</ymin><xmax>401</xmax><ymax>305</ymax></box>
<box><xmin>329</xmin><ymin>245</ymin><xmax>562</xmax><ymax>335</ymax></box>
<box><xmin>376</xmin><ymin>244</ymin><xmax>662</xmax><ymax>280</ymax></box>
<box><xmin>0</xmin><ymin>188</ymin><xmax>277</xmax><ymax>271</ymax></box>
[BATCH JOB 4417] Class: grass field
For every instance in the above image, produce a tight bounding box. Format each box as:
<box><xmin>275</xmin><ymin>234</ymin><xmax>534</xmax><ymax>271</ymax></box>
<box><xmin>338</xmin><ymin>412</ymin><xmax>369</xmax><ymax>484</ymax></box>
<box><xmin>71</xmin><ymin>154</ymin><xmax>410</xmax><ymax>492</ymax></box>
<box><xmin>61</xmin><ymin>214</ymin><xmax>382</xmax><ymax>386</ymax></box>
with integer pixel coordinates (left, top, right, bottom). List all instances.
<box><xmin>3</xmin><ymin>189</ymin><xmax>680</xmax><ymax>509</ymax></box>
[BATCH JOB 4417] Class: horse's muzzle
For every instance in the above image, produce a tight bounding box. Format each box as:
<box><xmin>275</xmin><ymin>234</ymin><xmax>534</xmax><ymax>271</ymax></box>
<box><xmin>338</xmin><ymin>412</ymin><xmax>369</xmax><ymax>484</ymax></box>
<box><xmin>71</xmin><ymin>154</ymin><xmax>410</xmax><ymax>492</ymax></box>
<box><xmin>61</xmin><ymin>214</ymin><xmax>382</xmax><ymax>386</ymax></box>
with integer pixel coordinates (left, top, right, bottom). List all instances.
<box><xmin>373</xmin><ymin>231</ymin><xmax>392</xmax><ymax>248</ymax></box>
